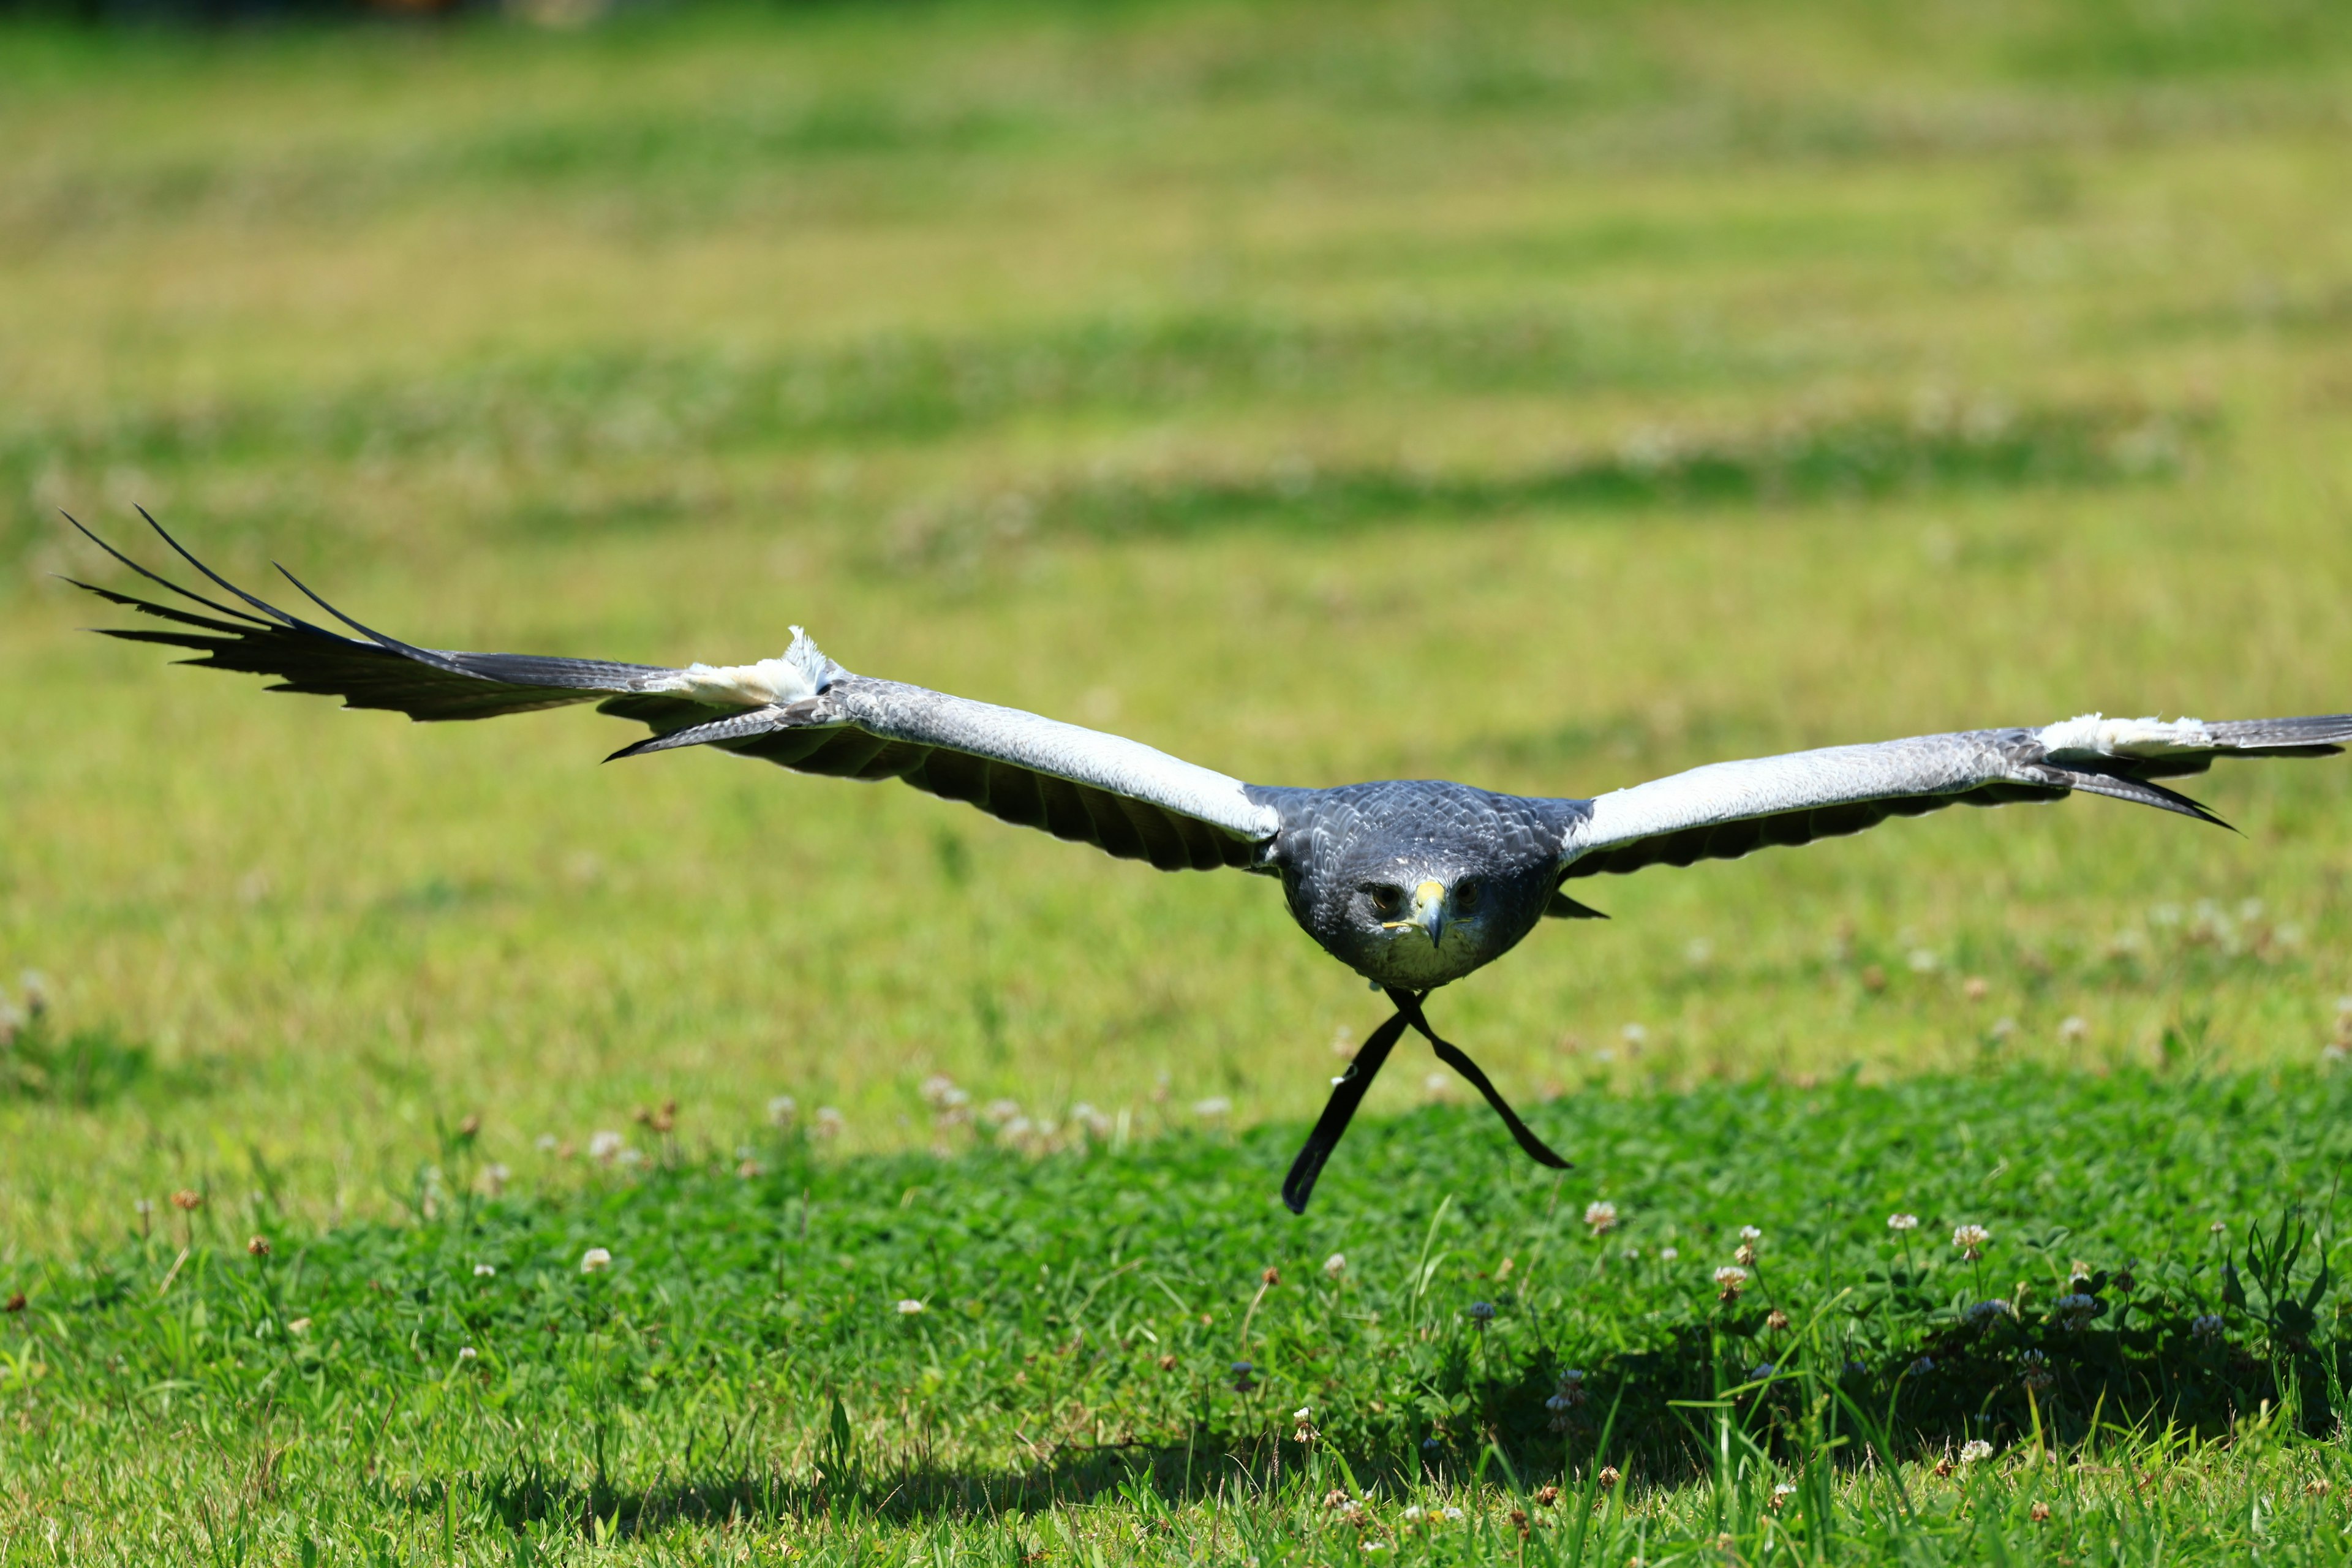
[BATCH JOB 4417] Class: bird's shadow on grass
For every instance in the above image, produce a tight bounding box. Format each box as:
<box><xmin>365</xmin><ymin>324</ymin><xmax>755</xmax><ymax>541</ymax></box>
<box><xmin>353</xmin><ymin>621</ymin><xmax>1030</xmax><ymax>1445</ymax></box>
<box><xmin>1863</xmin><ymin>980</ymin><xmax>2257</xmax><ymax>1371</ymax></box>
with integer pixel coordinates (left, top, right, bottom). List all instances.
<box><xmin>428</xmin><ymin>1311</ymin><xmax>2336</xmax><ymax>1539</ymax></box>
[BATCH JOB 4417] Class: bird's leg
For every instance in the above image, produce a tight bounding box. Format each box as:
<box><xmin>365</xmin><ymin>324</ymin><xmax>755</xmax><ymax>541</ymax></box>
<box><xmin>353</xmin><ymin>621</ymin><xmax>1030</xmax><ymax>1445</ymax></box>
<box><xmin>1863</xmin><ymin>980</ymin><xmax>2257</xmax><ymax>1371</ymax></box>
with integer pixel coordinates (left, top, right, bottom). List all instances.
<box><xmin>1385</xmin><ymin>987</ymin><xmax>1573</xmax><ymax>1172</ymax></box>
<box><xmin>1280</xmin><ymin>1007</ymin><xmax>1411</xmax><ymax>1215</ymax></box>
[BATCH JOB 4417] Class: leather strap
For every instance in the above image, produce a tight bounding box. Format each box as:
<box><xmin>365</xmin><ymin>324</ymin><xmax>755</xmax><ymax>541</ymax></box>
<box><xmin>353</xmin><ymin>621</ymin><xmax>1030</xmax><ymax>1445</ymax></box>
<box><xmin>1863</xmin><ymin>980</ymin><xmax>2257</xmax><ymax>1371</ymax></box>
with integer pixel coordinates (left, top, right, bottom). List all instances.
<box><xmin>1387</xmin><ymin>987</ymin><xmax>1573</xmax><ymax>1172</ymax></box>
<box><xmin>1281</xmin><ymin>1008</ymin><xmax>1409</xmax><ymax>1214</ymax></box>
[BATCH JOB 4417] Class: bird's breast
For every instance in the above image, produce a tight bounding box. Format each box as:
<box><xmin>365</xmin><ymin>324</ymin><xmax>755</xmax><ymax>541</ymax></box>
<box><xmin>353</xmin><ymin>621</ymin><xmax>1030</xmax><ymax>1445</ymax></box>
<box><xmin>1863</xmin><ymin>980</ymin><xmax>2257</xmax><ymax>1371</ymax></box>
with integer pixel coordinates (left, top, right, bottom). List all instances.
<box><xmin>1349</xmin><ymin>923</ymin><xmax>1493</xmax><ymax>989</ymax></box>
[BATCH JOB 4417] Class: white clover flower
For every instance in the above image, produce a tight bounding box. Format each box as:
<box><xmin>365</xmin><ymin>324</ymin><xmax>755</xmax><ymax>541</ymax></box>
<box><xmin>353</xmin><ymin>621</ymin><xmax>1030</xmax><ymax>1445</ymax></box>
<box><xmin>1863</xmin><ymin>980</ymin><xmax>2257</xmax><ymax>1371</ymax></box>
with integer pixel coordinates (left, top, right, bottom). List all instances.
<box><xmin>2192</xmin><ymin>1313</ymin><xmax>2225</xmax><ymax>1339</ymax></box>
<box><xmin>2054</xmin><ymin>1292</ymin><xmax>2097</xmax><ymax>1319</ymax></box>
<box><xmin>984</xmin><ymin>1098</ymin><xmax>1023</xmax><ymax>1123</ymax></box>
<box><xmin>1888</xmin><ymin>1213</ymin><xmax>1919</xmax><ymax>1232</ymax></box>
<box><xmin>473</xmin><ymin>1263</ymin><xmax>496</xmax><ymax>1278</ymax></box>
<box><xmin>480</xmin><ymin>1163</ymin><xmax>510</xmax><ymax>1196</ymax></box>
<box><xmin>813</xmin><ymin>1107</ymin><xmax>845</xmax><ymax>1139</ymax></box>
<box><xmin>1748</xmin><ymin>1362</ymin><xmax>1776</xmax><ymax>1382</ymax></box>
<box><xmin>1959</xmin><ymin>1439</ymin><xmax>1994</xmax><ymax>1464</ymax></box>
<box><xmin>766</xmin><ymin>1095</ymin><xmax>798</xmax><ymax>1128</ymax></box>
<box><xmin>1400</xmin><ymin>1507</ymin><xmax>1423</xmax><ymax>1523</ymax></box>
<box><xmin>1621</xmin><ymin>1023</ymin><xmax>1648</xmax><ymax>1046</ymax></box>
<box><xmin>580</xmin><ymin>1247</ymin><xmax>612</xmax><ymax>1273</ymax></box>
<box><xmin>1193</xmin><ymin>1097</ymin><xmax>1232</xmax><ymax>1120</ymax></box>
<box><xmin>1584</xmin><ymin>1200</ymin><xmax>1619</xmax><ymax>1235</ymax></box>
<box><xmin>1773</xmin><ymin>1482</ymin><xmax>1797</xmax><ymax>1499</ymax></box>
<box><xmin>1442</xmin><ymin>1507</ymin><xmax>1464</xmax><ymax>1522</ymax></box>
<box><xmin>895</xmin><ymin>1298</ymin><xmax>926</xmax><ymax>1315</ymax></box>
<box><xmin>1324</xmin><ymin>1253</ymin><xmax>1348</xmax><ymax>1280</ymax></box>
<box><xmin>1965</xmin><ymin>1299</ymin><xmax>2010</xmax><ymax>1325</ymax></box>
<box><xmin>2019</xmin><ymin>1350</ymin><xmax>2053</xmax><ymax>1391</ymax></box>
<box><xmin>458</xmin><ymin>1346</ymin><xmax>477</xmax><ymax>1362</ymax></box>
<box><xmin>1659</xmin><ymin>1246</ymin><xmax>1679</xmax><ymax>1262</ymax></box>
<box><xmin>535</xmin><ymin>1133</ymin><xmax>559</xmax><ymax>1153</ymax></box>
<box><xmin>919</xmin><ymin>1074</ymin><xmax>958</xmax><ymax>1107</ymax></box>
<box><xmin>616</xmin><ymin>1147</ymin><xmax>646</xmax><ymax>1169</ymax></box>
<box><xmin>1714</xmin><ymin>1265</ymin><xmax>1748</xmax><ymax>1299</ymax></box>
<box><xmin>1909</xmin><ymin>1355</ymin><xmax>1936</xmax><ymax>1376</ymax></box>
<box><xmin>1907</xmin><ymin>948</ymin><xmax>1939</xmax><ymax>974</ymax></box>
<box><xmin>1952</xmin><ymin>1224</ymin><xmax>1990</xmax><ymax>1259</ymax></box>
<box><xmin>2059</xmin><ymin>1016</ymin><xmax>2089</xmax><ymax>1043</ymax></box>
<box><xmin>587</xmin><ymin>1130</ymin><xmax>625</xmax><ymax>1163</ymax></box>
<box><xmin>2209</xmin><ymin>1219</ymin><xmax>2227</xmax><ymax>1238</ymax></box>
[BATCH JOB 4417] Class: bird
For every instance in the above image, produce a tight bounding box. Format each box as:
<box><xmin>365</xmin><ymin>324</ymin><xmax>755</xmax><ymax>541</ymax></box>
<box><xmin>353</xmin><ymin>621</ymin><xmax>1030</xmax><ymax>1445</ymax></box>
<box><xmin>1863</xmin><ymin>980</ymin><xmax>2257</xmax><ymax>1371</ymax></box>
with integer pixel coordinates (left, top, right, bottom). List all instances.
<box><xmin>69</xmin><ymin>512</ymin><xmax>2352</xmax><ymax>1211</ymax></box>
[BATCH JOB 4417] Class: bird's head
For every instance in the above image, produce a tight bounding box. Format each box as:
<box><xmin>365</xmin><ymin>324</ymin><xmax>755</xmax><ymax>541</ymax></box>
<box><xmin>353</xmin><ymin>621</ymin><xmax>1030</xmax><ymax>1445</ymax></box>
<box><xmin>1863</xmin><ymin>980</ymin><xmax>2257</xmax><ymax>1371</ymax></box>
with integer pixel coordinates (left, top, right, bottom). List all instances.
<box><xmin>1262</xmin><ymin>780</ymin><xmax>1573</xmax><ymax>989</ymax></box>
<box><xmin>1289</xmin><ymin>846</ymin><xmax>1553</xmax><ymax>989</ymax></box>
<box><xmin>1337</xmin><ymin>861</ymin><xmax>1514</xmax><ymax>987</ymax></box>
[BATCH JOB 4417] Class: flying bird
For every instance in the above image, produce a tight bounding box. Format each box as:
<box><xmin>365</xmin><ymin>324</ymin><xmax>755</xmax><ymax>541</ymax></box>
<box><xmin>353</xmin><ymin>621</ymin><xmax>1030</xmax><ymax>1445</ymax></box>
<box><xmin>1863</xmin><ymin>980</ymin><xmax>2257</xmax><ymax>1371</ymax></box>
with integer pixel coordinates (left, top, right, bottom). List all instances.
<box><xmin>70</xmin><ymin>514</ymin><xmax>2352</xmax><ymax>1211</ymax></box>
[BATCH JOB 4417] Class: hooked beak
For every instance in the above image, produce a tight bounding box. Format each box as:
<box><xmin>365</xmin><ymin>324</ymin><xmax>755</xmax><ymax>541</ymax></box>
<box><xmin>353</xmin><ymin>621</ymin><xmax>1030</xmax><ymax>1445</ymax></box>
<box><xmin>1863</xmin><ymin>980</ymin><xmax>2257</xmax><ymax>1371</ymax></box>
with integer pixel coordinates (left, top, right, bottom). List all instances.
<box><xmin>1382</xmin><ymin>878</ymin><xmax>1449</xmax><ymax>948</ymax></box>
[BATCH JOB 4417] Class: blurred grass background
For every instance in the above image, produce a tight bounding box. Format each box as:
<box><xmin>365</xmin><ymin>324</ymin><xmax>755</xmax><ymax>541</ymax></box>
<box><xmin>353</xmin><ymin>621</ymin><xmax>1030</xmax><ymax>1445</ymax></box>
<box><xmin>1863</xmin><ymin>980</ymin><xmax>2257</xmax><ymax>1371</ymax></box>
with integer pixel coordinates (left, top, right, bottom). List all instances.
<box><xmin>4</xmin><ymin>0</ymin><xmax>2351</xmax><ymax>1244</ymax></box>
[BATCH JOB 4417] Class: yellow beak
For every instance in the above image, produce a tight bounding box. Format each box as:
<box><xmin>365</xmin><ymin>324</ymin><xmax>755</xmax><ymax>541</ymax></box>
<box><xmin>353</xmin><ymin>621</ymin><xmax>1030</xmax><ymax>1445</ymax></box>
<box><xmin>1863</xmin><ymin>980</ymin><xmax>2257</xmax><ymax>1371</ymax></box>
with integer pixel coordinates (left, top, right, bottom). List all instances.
<box><xmin>1382</xmin><ymin>878</ymin><xmax>1448</xmax><ymax>947</ymax></box>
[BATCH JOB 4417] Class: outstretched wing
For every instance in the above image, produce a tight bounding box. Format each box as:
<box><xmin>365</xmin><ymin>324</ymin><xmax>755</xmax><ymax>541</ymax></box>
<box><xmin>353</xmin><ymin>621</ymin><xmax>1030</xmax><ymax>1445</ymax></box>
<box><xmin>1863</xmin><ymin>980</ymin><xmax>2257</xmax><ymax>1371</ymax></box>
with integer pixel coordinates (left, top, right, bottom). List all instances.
<box><xmin>70</xmin><ymin>515</ymin><xmax>1280</xmax><ymax>872</ymax></box>
<box><xmin>1561</xmin><ymin>715</ymin><xmax>2352</xmax><ymax>879</ymax></box>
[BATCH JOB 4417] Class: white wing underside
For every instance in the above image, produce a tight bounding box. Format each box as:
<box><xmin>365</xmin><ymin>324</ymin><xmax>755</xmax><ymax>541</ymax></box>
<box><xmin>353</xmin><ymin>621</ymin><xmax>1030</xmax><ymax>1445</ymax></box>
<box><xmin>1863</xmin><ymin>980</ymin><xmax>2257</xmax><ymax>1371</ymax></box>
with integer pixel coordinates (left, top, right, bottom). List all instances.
<box><xmin>1575</xmin><ymin>731</ymin><xmax>2043</xmax><ymax>853</ymax></box>
<box><xmin>1562</xmin><ymin>713</ymin><xmax>2352</xmax><ymax>878</ymax></box>
<box><xmin>835</xmin><ymin>683</ymin><xmax>1280</xmax><ymax>840</ymax></box>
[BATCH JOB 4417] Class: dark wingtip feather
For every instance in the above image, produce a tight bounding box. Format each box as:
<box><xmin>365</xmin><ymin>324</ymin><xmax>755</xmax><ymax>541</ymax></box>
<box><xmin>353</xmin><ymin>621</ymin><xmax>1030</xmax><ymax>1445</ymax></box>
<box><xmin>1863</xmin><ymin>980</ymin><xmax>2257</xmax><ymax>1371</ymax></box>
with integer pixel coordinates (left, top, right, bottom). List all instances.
<box><xmin>61</xmin><ymin>513</ymin><xmax>274</xmax><ymax>628</ymax></box>
<box><xmin>134</xmin><ymin>506</ymin><xmax>319</xmax><ymax>633</ymax></box>
<box><xmin>271</xmin><ymin>560</ymin><xmax>445</xmax><ymax>664</ymax></box>
<box><xmin>2068</xmin><ymin>771</ymin><xmax>2236</xmax><ymax>832</ymax></box>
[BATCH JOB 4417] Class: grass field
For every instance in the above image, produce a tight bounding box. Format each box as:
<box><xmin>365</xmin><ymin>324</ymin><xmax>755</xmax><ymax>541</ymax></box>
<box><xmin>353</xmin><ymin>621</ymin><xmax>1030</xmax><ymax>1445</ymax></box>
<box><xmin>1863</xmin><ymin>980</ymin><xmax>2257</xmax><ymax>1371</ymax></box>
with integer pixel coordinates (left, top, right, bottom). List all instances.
<box><xmin>6</xmin><ymin>0</ymin><xmax>2352</xmax><ymax>1558</ymax></box>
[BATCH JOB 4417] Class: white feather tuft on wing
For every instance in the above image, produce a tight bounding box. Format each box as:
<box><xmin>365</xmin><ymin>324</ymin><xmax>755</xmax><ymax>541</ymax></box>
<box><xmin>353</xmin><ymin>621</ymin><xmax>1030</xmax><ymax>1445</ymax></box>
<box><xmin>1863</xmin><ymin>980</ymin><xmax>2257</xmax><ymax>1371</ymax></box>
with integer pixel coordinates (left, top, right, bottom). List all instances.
<box><xmin>646</xmin><ymin>627</ymin><xmax>839</xmax><ymax>708</ymax></box>
<box><xmin>2034</xmin><ymin>712</ymin><xmax>2213</xmax><ymax>761</ymax></box>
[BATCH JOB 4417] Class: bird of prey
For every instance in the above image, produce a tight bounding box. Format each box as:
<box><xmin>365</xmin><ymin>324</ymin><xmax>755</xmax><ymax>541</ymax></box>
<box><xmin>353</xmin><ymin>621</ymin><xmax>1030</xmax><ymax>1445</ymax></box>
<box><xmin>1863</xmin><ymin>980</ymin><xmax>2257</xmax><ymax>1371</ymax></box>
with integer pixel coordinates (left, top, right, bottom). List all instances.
<box><xmin>70</xmin><ymin>514</ymin><xmax>2352</xmax><ymax>1211</ymax></box>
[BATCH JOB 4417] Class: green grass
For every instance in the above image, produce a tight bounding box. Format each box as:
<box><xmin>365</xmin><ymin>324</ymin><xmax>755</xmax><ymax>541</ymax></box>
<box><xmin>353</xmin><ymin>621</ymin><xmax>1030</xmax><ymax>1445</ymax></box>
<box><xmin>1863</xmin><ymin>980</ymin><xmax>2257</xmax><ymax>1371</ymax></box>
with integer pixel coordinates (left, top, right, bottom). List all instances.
<box><xmin>10</xmin><ymin>1066</ymin><xmax>2352</xmax><ymax>1560</ymax></box>
<box><xmin>6</xmin><ymin>0</ymin><xmax>2352</xmax><ymax>1558</ymax></box>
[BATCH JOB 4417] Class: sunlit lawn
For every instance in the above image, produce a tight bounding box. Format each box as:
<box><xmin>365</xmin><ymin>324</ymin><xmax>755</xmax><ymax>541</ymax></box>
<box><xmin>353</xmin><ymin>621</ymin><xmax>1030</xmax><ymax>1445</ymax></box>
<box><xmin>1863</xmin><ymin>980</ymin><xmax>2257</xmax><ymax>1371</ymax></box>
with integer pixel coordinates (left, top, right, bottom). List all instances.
<box><xmin>3</xmin><ymin>0</ymin><xmax>2352</xmax><ymax>1558</ymax></box>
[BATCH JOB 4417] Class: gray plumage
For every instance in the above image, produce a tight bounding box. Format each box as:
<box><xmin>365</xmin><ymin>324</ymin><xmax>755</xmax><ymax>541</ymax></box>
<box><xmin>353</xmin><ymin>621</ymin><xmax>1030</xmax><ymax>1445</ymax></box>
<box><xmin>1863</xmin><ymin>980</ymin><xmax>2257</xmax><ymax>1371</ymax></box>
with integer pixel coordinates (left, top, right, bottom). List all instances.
<box><xmin>69</xmin><ymin>514</ymin><xmax>2352</xmax><ymax>1207</ymax></box>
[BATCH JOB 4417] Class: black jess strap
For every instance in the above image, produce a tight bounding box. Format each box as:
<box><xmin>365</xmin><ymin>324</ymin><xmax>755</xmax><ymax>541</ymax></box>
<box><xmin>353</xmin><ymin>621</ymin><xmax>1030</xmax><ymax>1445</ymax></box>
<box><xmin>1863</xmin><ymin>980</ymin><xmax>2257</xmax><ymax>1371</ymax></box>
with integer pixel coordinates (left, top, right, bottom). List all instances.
<box><xmin>1281</xmin><ymin>989</ymin><xmax>1572</xmax><ymax>1215</ymax></box>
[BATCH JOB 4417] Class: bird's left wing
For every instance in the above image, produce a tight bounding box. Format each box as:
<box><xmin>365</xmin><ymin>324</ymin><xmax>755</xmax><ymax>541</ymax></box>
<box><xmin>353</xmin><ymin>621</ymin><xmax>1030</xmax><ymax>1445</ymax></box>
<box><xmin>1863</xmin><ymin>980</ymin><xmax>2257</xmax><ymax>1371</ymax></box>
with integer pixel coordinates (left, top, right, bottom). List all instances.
<box><xmin>71</xmin><ymin>516</ymin><xmax>1280</xmax><ymax>872</ymax></box>
<box><xmin>1561</xmin><ymin>715</ymin><xmax>2352</xmax><ymax>880</ymax></box>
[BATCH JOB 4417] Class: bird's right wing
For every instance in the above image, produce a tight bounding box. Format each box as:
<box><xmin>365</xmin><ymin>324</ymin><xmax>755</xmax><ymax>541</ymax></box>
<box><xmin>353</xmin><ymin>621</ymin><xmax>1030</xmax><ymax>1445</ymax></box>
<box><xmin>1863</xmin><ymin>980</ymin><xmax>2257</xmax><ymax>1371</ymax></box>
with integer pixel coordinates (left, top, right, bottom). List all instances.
<box><xmin>1561</xmin><ymin>715</ymin><xmax>2352</xmax><ymax>880</ymax></box>
<box><xmin>72</xmin><ymin>515</ymin><xmax>1281</xmax><ymax>872</ymax></box>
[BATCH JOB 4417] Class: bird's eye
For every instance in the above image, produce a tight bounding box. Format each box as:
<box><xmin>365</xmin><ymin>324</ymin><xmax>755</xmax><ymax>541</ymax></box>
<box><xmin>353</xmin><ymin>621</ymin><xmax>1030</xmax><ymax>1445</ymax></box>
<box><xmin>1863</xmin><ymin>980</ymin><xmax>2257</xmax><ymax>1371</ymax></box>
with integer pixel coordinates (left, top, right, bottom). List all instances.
<box><xmin>1365</xmin><ymin>883</ymin><xmax>1406</xmax><ymax>919</ymax></box>
<box><xmin>1455</xmin><ymin>880</ymin><xmax>1483</xmax><ymax>913</ymax></box>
